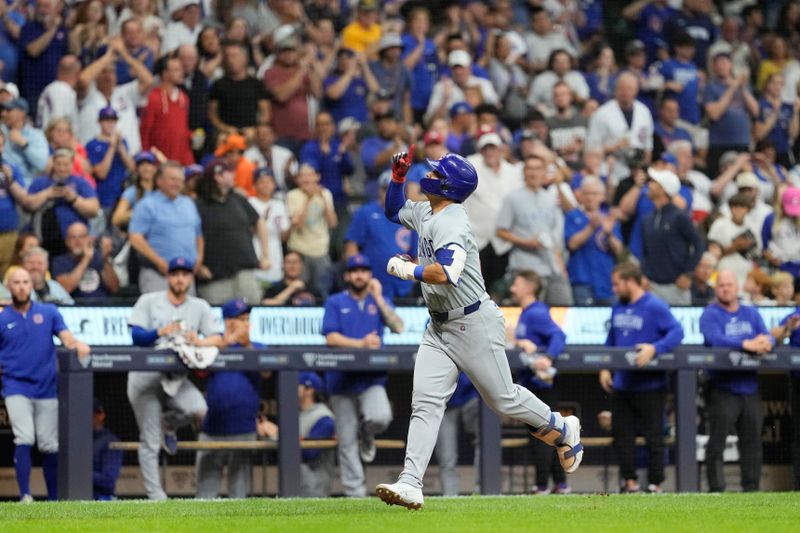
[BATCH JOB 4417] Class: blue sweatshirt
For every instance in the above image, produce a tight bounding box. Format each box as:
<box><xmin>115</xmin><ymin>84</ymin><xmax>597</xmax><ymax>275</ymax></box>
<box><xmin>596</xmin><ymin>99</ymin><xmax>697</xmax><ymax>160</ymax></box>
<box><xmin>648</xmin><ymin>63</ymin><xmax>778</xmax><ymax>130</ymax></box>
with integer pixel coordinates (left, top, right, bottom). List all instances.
<box><xmin>93</xmin><ymin>427</ymin><xmax>122</xmax><ymax>500</ymax></box>
<box><xmin>515</xmin><ymin>301</ymin><xmax>567</xmax><ymax>390</ymax></box>
<box><xmin>605</xmin><ymin>292</ymin><xmax>684</xmax><ymax>392</ymax></box>
<box><xmin>202</xmin><ymin>342</ymin><xmax>264</xmax><ymax>435</ymax></box>
<box><xmin>700</xmin><ymin>302</ymin><xmax>771</xmax><ymax>395</ymax></box>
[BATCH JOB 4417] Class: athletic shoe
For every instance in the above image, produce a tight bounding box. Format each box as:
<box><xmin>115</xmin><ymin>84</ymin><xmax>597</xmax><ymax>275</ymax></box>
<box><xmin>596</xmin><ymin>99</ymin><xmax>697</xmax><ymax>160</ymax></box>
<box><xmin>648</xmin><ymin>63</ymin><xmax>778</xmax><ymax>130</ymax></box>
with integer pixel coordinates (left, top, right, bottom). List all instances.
<box><xmin>19</xmin><ymin>494</ymin><xmax>33</xmax><ymax>504</ymax></box>
<box><xmin>162</xmin><ymin>430</ymin><xmax>178</xmax><ymax>455</ymax></box>
<box><xmin>531</xmin><ymin>484</ymin><xmax>551</xmax><ymax>496</ymax></box>
<box><xmin>553</xmin><ymin>482</ymin><xmax>572</xmax><ymax>495</ymax></box>
<box><xmin>376</xmin><ymin>482</ymin><xmax>424</xmax><ymax>510</ymax></box>
<box><xmin>620</xmin><ymin>480</ymin><xmax>641</xmax><ymax>493</ymax></box>
<box><xmin>556</xmin><ymin>415</ymin><xmax>583</xmax><ymax>473</ymax></box>
<box><xmin>359</xmin><ymin>433</ymin><xmax>376</xmax><ymax>463</ymax></box>
<box><xmin>647</xmin><ymin>484</ymin><xmax>663</xmax><ymax>494</ymax></box>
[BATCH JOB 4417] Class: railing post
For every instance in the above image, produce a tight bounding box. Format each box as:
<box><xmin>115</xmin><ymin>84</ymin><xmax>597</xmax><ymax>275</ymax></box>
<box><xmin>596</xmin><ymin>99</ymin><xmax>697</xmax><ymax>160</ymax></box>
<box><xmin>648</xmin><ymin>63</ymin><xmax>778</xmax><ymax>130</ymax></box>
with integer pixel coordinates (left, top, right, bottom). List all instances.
<box><xmin>675</xmin><ymin>368</ymin><xmax>699</xmax><ymax>492</ymax></box>
<box><xmin>478</xmin><ymin>398</ymin><xmax>502</xmax><ymax>494</ymax></box>
<box><xmin>57</xmin><ymin>351</ymin><xmax>94</xmax><ymax>500</ymax></box>
<box><xmin>277</xmin><ymin>369</ymin><xmax>301</xmax><ymax>497</ymax></box>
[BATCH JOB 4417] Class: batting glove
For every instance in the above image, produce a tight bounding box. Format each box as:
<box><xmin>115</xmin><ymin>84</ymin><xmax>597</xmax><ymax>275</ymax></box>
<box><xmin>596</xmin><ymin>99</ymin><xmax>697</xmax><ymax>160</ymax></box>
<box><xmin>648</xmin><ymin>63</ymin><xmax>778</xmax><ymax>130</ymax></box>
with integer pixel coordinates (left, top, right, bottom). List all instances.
<box><xmin>387</xmin><ymin>254</ymin><xmax>418</xmax><ymax>281</ymax></box>
<box><xmin>390</xmin><ymin>144</ymin><xmax>415</xmax><ymax>183</ymax></box>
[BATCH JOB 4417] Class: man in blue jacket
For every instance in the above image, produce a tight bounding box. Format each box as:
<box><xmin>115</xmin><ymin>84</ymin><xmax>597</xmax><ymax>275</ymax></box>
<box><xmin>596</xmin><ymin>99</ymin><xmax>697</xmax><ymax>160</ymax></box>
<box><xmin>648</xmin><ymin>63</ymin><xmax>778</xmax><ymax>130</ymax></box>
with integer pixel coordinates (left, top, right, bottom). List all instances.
<box><xmin>699</xmin><ymin>270</ymin><xmax>773</xmax><ymax>493</ymax></box>
<box><xmin>196</xmin><ymin>298</ymin><xmax>263</xmax><ymax>499</ymax></box>
<box><xmin>322</xmin><ymin>254</ymin><xmax>404</xmax><ymax>497</ymax></box>
<box><xmin>600</xmin><ymin>262</ymin><xmax>684</xmax><ymax>493</ymax></box>
<box><xmin>510</xmin><ymin>270</ymin><xmax>569</xmax><ymax>494</ymax></box>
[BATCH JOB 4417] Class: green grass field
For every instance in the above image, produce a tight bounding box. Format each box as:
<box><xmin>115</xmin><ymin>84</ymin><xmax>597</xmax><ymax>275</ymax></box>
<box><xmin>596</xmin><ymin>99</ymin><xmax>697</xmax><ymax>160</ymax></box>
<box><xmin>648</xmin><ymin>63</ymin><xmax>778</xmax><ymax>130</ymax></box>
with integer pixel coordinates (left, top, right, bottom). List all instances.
<box><xmin>3</xmin><ymin>493</ymin><xmax>800</xmax><ymax>532</ymax></box>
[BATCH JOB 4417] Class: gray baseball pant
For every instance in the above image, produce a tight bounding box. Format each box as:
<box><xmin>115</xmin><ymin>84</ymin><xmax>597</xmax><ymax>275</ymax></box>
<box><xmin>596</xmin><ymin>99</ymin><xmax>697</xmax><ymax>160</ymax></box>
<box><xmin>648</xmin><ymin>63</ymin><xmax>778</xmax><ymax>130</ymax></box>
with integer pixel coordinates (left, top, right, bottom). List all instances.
<box><xmin>398</xmin><ymin>301</ymin><xmax>556</xmax><ymax>489</ymax></box>
<box><xmin>5</xmin><ymin>395</ymin><xmax>59</xmax><ymax>452</ymax></box>
<box><xmin>434</xmin><ymin>396</ymin><xmax>479</xmax><ymax>496</ymax></box>
<box><xmin>195</xmin><ymin>432</ymin><xmax>256</xmax><ymax>499</ymax></box>
<box><xmin>330</xmin><ymin>385</ymin><xmax>393</xmax><ymax>497</ymax></box>
<box><xmin>127</xmin><ymin>371</ymin><xmax>207</xmax><ymax>500</ymax></box>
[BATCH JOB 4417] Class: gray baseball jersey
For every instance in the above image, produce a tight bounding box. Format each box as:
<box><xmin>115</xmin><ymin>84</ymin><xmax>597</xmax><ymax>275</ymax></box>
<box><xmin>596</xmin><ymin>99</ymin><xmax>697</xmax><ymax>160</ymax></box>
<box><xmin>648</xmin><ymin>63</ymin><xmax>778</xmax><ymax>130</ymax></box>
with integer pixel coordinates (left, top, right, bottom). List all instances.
<box><xmin>128</xmin><ymin>291</ymin><xmax>222</xmax><ymax>337</ymax></box>
<box><xmin>398</xmin><ymin>200</ymin><xmax>486</xmax><ymax>312</ymax></box>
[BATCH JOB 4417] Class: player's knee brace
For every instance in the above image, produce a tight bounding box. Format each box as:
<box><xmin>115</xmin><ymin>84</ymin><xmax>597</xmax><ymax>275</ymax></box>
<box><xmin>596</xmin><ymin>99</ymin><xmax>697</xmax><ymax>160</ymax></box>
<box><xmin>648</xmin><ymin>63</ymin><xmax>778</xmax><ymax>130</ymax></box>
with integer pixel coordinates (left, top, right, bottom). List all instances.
<box><xmin>529</xmin><ymin>413</ymin><xmax>567</xmax><ymax>447</ymax></box>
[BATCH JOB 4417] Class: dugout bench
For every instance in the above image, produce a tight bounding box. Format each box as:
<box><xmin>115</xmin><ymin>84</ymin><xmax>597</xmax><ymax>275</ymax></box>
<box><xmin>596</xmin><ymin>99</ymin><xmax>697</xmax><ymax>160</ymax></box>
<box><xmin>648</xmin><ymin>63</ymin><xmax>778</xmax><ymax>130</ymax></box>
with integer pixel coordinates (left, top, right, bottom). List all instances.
<box><xmin>56</xmin><ymin>346</ymin><xmax>800</xmax><ymax>500</ymax></box>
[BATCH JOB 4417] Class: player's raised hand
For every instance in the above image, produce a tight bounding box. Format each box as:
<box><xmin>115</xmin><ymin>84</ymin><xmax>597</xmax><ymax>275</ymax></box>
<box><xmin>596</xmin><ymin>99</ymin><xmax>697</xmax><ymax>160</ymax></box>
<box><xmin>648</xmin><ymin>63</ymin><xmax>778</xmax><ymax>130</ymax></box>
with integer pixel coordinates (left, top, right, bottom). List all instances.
<box><xmin>391</xmin><ymin>144</ymin><xmax>415</xmax><ymax>183</ymax></box>
<box><xmin>387</xmin><ymin>254</ymin><xmax>417</xmax><ymax>281</ymax></box>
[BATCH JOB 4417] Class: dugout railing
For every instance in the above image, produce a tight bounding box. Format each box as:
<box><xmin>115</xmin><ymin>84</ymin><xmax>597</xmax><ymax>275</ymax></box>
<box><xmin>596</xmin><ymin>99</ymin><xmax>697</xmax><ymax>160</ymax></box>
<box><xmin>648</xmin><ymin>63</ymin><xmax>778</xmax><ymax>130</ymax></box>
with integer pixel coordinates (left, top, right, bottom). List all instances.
<box><xmin>56</xmin><ymin>346</ymin><xmax>800</xmax><ymax>500</ymax></box>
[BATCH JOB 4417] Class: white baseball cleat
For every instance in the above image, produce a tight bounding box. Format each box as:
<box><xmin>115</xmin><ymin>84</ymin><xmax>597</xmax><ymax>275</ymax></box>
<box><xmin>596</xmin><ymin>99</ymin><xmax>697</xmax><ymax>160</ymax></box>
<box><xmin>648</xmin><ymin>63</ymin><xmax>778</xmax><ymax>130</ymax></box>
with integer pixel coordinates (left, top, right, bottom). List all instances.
<box><xmin>376</xmin><ymin>482</ymin><xmax>424</xmax><ymax>510</ymax></box>
<box><xmin>557</xmin><ymin>415</ymin><xmax>584</xmax><ymax>473</ymax></box>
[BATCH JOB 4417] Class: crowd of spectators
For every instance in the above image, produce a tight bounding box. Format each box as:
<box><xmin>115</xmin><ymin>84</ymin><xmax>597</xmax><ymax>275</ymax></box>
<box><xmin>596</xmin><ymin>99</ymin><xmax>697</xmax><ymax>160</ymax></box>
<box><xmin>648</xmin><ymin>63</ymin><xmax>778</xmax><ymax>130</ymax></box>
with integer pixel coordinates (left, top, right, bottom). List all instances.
<box><xmin>1</xmin><ymin>0</ymin><xmax>800</xmax><ymax>309</ymax></box>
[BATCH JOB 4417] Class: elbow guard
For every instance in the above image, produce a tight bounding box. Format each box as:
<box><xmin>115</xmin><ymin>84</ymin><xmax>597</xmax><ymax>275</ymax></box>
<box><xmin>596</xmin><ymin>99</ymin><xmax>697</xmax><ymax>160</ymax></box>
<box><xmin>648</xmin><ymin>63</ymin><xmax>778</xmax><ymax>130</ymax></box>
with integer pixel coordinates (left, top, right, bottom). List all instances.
<box><xmin>435</xmin><ymin>244</ymin><xmax>467</xmax><ymax>286</ymax></box>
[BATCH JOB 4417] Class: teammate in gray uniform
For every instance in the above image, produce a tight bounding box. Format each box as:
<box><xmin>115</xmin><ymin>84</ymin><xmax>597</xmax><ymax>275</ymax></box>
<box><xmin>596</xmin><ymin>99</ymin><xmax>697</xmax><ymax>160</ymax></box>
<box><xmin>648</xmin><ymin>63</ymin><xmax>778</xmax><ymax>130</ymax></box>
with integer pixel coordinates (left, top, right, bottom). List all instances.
<box><xmin>376</xmin><ymin>147</ymin><xmax>583</xmax><ymax>509</ymax></box>
<box><xmin>127</xmin><ymin>257</ymin><xmax>224</xmax><ymax>500</ymax></box>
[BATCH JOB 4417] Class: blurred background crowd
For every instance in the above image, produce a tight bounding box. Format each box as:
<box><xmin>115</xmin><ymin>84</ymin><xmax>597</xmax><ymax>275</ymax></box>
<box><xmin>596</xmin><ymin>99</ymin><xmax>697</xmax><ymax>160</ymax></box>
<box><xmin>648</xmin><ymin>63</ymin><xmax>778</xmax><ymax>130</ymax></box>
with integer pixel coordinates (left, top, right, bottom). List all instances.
<box><xmin>1</xmin><ymin>0</ymin><xmax>800</xmax><ymax>308</ymax></box>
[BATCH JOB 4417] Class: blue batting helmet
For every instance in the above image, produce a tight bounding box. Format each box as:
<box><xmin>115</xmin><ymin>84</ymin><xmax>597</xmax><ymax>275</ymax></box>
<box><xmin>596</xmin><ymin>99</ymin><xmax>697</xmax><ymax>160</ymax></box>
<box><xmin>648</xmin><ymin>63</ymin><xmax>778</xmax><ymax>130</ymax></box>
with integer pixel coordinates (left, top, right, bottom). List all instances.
<box><xmin>421</xmin><ymin>153</ymin><xmax>478</xmax><ymax>203</ymax></box>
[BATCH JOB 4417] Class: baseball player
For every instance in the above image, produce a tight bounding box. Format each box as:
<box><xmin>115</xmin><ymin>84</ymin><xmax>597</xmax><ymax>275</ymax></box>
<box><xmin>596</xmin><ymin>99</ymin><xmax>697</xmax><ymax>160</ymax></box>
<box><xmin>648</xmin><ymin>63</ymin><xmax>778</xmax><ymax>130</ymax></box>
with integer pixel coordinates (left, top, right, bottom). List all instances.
<box><xmin>196</xmin><ymin>299</ymin><xmax>264</xmax><ymax>499</ymax></box>
<box><xmin>127</xmin><ymin>257</ymin><xmax>224</xmax><ymax>500</ymax></box>
<box><xmin>376</xmin><ymin>147</ymin><xmax>583</xmax><ymax>510</ymax></box>
<box><xmin>0</xmin><ymin>268</ymin><xmax>90</xmax><ymax>502</ymax></box>
<box><xmin>322</xmin><ymin>254</ymin><xmax>404</xmax><ymax>497</ymax></box>
<box><xmin>509</xmin><ymin>270</ymin><xmax>569</xmax><ymax>495</ymax></box>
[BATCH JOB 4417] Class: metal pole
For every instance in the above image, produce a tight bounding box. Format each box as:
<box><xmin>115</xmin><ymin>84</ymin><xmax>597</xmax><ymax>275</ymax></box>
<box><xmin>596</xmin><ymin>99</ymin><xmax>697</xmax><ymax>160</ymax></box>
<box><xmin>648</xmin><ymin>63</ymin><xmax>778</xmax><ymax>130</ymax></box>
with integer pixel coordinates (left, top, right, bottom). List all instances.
<box><xmin>277</xmin><ymin>370</ymin><xmax>301</xmax><ymax>497</ymax></box>
<box><xmin>478</xmin><ymin>399</ymin><xmax>502</xmax><ymax>494</ymax></box>
<box><xmin>57</xmin><ymin>354</ymin><xmax>93</xmax><ymax>500</ymax></box>
<box><xmin>674</xmin><ymin>368</ymin><xmax>699</xmax><ymax>492</ymax></box>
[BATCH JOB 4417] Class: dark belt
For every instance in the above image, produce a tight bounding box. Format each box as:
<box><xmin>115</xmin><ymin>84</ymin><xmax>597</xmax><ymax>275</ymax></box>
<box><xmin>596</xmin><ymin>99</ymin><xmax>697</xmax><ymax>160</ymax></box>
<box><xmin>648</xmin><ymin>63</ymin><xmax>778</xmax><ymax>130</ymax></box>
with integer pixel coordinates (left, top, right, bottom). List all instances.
<box><xmin>430</xmin><ymin>299</ymin><xmax>482</xmax><ymax>323</ymax></box>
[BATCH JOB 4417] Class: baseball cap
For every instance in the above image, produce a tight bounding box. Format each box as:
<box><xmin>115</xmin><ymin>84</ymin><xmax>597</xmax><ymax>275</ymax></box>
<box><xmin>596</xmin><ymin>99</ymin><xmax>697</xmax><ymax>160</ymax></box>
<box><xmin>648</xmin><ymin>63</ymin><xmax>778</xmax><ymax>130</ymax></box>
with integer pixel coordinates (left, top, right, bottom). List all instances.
<box><xmin>735</xmin><ymin>171</ymin><xmax>759</xmax><ymax>189</ymax></box>
<box><xmin>378</xmin><ymin>170</ymin><xmax>392</xmax><ymax>189</ymax></box>
<box><xmin>625</xmin><ymin>39</ymin><xmax>645</xmax><ymax>56</ymax></box>
<box><xmin>167</xmin><ymin>257</ymin><xmax>195</xmax><ymax>273</ymax></box>
<box><xmin>135</xmin><ymin>151</ymin><xmax>157</xmax><ymax>165</ymax></box>
<box><xmin>168</xmin><ymin>0</ymin><xmax>199</xmax><ymax>16</ymax></box>
<box><xmin>276</xmin><ymin>36</ymin><xmax>299</xmax><ymax>50</ymax></box>
<box><xmin>222</xmin><ymin>298</ymin><xmax>251</xmax><ymax>319</ymax></box>
<box><xmin>476</xmin><ymin>132</ymin><xmax>503</xmax><ymax>150</ymax></box>
<box><xmin>378</xmin><ymin>33</ymin><xmax>403</xmax><ymax>53</ymax></box>
<box><xmin>449</xmin><ymin>101</ymin><xmax>474</xmax><ymax>117</ymax></box>
<box><xmin>424</xmin><ymin>130</ymin><xmax>444</xmax><ymax>145</ymax></box>
<box><xmin>253</xmin><ymin>166</ymin><xmax>275</xmax><ymax>180</ymax></box>
<box><xmin>337</xmin><ymin>116</ymin><xmax>361</xmax><ymax>134</ymax></box>
<box><xmin>448</xmin><ymin>50</ymin><xmax>472</xmax><ymax>68</ymax></box>
<box><xmin>660</xmin><ymin>152</ymin><xmax>678</xmax><ymax>167</ymax></box>
<box><xmin>647</xmin><ymin>167</ymin><xmax>680</xmax><ymax>197</ymax></box>
<box><xmin>184</xmin><ymin>164</ymin><xmax>203</xmax><ymax>178</ymax></box>
<box><xmin>782</xmin><ymin>187</ymin><xmax>800</xmax><ymax>217</ymax></box>
<box><xmin>0</xmin><ymin>81</ymin><xmax>20</xmax><ymax>99</ymax></box>
<box><xmin>346</xmin><ymin>254</ymin><xmax>372</xmax><ymax>270</ymax></box>
<box><xmin>93</xmin><ymin>399</ymin><xmax>105</xmax><ymax>413</ymax></box>
<box><xmin>98</xmin><ymin>106</ymin><xmax>118</xmax><ymax>120</ymax></box>
<box><xmin>2</xmin><ymin>97</ymin><xmax>28</xmax><ymax>113</ymax></box>
<box><xmin>299</xmin><ymin>371</ymin><xmax>324</xmax><ymax>391</ymax></box>
<box><xmin>358</xmin><ymin>0</ymin><xmax>379</xmax><ymax>11</ymax></box>
<box><xmin>214</xmin><ymin>133</ymin><xmax>247</xmax><ymax>156</ymax></box>
<box><xmin>712</xmin><ymin>50</ymin><xmax>732</xmax><ymax>61</ymax></box>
